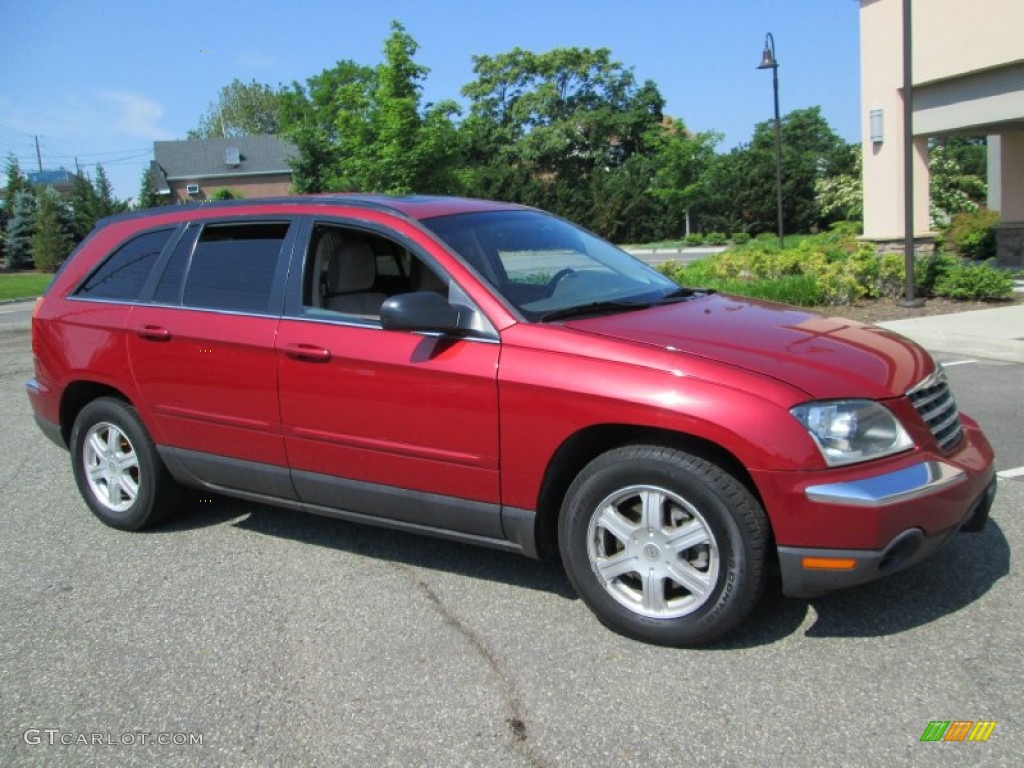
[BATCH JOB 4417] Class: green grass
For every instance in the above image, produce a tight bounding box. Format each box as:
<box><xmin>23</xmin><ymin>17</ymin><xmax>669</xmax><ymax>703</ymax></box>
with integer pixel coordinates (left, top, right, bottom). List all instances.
<box><xmin>0</xmin><ymin>272</ymin><xmax>52</xmax><ymax>301</ymax></box>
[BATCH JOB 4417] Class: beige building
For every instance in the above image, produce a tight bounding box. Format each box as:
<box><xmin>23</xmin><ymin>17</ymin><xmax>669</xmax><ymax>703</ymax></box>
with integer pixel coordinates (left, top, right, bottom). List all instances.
<box><xmin>859</xmin><ymin>0</ymin><xmax>1024</xmax><ymax>265</ymax></box>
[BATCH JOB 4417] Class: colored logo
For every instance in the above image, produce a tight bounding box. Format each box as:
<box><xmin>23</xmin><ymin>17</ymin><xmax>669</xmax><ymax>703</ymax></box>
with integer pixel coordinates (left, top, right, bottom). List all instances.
<box><xmin>920</xmin><ymin>720</ymin><xmax>996</xmax><ymax>742</ymax></box>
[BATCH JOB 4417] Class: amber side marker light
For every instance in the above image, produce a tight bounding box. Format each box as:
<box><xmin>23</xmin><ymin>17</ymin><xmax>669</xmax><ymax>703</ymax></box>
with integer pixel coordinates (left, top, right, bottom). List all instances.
<box><xmin>32</xmin><ymin>297</ymin><xmax>44</xmax><ymax>319</ymax></box>
<box><xmin>802</xmin><ymin>557</ymin><xmax>858</xmax><ymax>571</ymax></box>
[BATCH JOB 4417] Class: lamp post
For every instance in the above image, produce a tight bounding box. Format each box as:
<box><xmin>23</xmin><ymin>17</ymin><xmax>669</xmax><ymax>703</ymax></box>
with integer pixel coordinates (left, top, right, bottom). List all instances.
<box><xmin>898</xmin><ymin>0</ymin><xmax>924</xmax><ymax>306</ymax></box>
<box><xmin>757</xmin><ymin>33</ymin><xmax>784</xmax><ymax>249</ymax></box>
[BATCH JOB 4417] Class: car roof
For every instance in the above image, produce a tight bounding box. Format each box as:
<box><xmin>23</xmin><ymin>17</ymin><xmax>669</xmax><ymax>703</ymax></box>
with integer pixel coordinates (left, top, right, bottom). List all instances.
<box><xmin>96</xmin><ymin>194</ymin><xmax>529</xmax><ymax>231</ymax></box>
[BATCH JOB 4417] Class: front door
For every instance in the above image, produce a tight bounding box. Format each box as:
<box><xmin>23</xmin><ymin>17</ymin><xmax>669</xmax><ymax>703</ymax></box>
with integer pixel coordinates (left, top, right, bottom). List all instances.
<box><xmin>275</xmin><ymin>220</ymin><xmax>502</xmax><ymax>537</ymax></box>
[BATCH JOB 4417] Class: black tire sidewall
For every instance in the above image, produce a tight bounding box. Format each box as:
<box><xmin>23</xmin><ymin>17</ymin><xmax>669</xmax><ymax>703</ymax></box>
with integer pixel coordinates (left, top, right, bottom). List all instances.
<box><xmin>70</xmin><ymin>398</ymin><xmax>164</xmax><ymax>531</ymax></box>
<box><xmin>559</xmin><ymin>447</ymin><xmax>764</xmax><ymax>646</ymax></box>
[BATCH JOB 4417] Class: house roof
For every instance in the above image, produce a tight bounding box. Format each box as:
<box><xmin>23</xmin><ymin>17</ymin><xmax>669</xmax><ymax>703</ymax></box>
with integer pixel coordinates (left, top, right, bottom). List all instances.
<box><xmin>152</xmin><ymin>135</ymin><xmax>298</xmax><ymax>181</ymax></box>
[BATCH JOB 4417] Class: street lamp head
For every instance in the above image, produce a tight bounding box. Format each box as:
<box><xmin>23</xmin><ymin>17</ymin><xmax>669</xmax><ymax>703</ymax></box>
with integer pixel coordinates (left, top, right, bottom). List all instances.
<box><xmin>757</xmin><ymin>33</ymin><xmax>778</xmax><ymax>70</ymax></box>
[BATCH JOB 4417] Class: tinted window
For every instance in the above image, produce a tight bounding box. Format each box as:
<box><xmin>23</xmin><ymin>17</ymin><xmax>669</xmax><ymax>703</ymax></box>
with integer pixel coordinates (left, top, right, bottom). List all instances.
<box><xmin>76</xmin><ymin>229</ymin><xmax>174</xmax><ymax>301</ymax></box>
<box><xmin>181</xmin><ymin>223</ymin><xmax>288</xmax><ymax>313</ymax></box>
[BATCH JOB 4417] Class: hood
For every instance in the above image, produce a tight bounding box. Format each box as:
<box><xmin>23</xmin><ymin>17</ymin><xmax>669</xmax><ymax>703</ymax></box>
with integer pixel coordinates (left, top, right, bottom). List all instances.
<box><xmin>563</xmin><ymin>294</ymin><xmax>933</xmax><ymax>400</ymax></box>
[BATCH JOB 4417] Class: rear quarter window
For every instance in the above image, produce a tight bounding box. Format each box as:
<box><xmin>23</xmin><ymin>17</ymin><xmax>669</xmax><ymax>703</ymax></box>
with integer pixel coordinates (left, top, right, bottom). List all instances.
<box><xmin>74</xmin><ymin>228</ymin><xmax>175</xmax><ymax>301</ymax></box>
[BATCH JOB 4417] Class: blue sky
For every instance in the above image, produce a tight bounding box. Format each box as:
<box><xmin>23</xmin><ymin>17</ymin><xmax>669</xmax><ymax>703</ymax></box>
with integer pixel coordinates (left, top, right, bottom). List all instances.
<box><xmin>0</xmin><ymin>0</ymin><xmax>862</xmax><ymax>201</ymax></box>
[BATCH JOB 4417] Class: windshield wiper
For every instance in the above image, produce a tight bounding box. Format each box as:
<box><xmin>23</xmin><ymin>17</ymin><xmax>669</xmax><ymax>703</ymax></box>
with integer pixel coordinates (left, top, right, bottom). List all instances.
<box><xmin>540</xmin><ymin>300</ymin><xmax>652</xmax><ymax>322</ymax></box>
<box><xmin>654</xmin><ymin>286</ymin><xmax>716</xmax><ymax>304</ymax></box>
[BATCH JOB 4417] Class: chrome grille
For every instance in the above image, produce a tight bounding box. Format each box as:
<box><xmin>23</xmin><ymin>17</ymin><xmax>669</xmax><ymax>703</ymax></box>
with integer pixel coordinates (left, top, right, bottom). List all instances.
<box><xmin>907</xmin><ymin>367</ymin><xmax>963</xmax><ymax>453</ymax></box>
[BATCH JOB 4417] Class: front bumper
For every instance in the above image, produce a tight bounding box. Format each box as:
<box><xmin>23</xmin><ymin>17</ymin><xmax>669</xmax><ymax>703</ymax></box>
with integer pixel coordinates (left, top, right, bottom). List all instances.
<box><xmin>752</xmin><ymin>419</ymin><xmax>997</xmax><ymax>598</ymax></box>
<box><xmin>778</xmin><ymin>477</ymin><xmax>996</xmax><ymax>597</ymax></box>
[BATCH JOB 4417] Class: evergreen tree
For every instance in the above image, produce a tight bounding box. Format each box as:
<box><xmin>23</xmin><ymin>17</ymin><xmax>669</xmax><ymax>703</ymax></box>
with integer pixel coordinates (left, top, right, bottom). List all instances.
<box><xmin>2</xmin><ymin>154</ymin><xmax>30</xmax><ymax>264</ymax></box>
<box><xmin>69</xmin><ymin>171</ymin><xmax>101</xmax><ymax>241</ymax></box>
<box><xmin>136</xmin><ymin>166</ymin><xmax>161</xmax><ymax>210</ymax></box>
<box><xmin>4</xmin><ymin>189</ymin><xmax>38</xmax><ymax>268</ymax></box>
<box><xmin>93</xmin><ymin>165</ymin><xmax>126</xmax><ymax>217</ymax></box>
<box><xmin>31</xmin><ymin>188</ymin><xmax>73</xmax><ymax>272</ymax></box>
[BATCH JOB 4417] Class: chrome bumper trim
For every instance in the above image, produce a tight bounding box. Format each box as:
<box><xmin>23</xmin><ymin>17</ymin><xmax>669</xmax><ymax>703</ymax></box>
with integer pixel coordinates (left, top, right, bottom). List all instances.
<box><xmin>805</xmin><ymin>461</ymin><xmax>966</xmax><ymax>508</ymax></box>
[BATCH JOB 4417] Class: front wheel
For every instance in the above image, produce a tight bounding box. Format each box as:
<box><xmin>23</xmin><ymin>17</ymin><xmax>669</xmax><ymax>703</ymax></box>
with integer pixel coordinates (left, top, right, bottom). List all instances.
<box><xmin>70</xmin><ymin>398</ymin><xmax>180</xmax><ymax>531</ymax></box>
<box><xmin>558</xmin><ymin>445</ymin><xmax>768</xmax><ymax>646</ymax></box>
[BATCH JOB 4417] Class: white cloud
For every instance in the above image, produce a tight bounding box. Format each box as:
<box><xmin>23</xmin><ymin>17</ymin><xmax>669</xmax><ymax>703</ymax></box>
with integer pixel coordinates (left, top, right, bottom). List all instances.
<box><xmin>100</xmin><ymin>91</ymin><xmax>174</xmax><ymax>140</ymax></box>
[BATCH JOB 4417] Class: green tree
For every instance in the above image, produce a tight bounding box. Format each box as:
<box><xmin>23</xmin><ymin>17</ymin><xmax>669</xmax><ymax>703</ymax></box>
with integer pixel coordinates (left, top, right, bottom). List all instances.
<box><xmin>647</xmin><ymin>118</ymin><xmax>720</xmax><ymax>236</ymax></box>
<box><xmin>4</xmin><ymin>189</ymin><xmax>37</xmax><ymax>268</ymax></box>
<box><xmin>279</xmin><ymin>60</ymin><xmax>377</xmax><ymax>193</ymax></box>
<box><xmin>279</xmin><ymin>22</ymin><xmax>460</xmax><ymax>195</ymax></box>
<box><xmin>136</xmin><ymin>166</ymin><xmax>162</xmax><ymax>210</ymax></box>
<box><xmin>459</xmin><ymin>45</ymin><xmax>672</xmax><ymax>239</ymax></box>
<box><xmin>814</xmin><ymin>145</ymin><xmax>863</xmax><ymax>224</ymax></box>
<box><xmin>2</xmin><ymin>154</ymin><xmax>30</xmax><ymax>263</ymax></box>
<box><xmin>929</xmin><ymin>142</ymin><xmax>987</xmax><ymax>226</ymax></box>
<box><xmin>701</xmin><ymin>107</ymin><xmax>853</xmax><ymax>235</ymax></box>
<box><xmin>31</xmin><ymin>188</ymin><xmax>73</xmax><ymax>271</ymax></box>
<box><xmin>93</xmin><ymin>165</ymin><xmax>126</xmax><ymax>217</ymax></box>
<box><xmin>188</xmin><ymin>79</ymin><xmax>284</xmax><ymax>139</ymax></box>
<box><xmin>934</xmin><ymin>136</ymin><xmax>986</xmax><ymax>178</ymax></box>
<box><xmin>67</xmin><ymin>164</ymin><xmax>125</xmax><ymax>241</ymax></box>
<box><xmin>68</xmin><ymin>172</ymin><xmax>101</xmax><ymax>240</ymax></box>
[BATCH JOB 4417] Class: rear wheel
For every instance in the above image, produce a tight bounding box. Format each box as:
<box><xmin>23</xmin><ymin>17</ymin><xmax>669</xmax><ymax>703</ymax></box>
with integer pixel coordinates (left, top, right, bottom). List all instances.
<box><xmin>558</xmin><ymin>445</ymin><xmax>768</xmax><ymax>646</ymax></box>
<box><xmin>70</xmin><ymin>398</ymin><xmax>180</xmax><ymax>530</ymax></box>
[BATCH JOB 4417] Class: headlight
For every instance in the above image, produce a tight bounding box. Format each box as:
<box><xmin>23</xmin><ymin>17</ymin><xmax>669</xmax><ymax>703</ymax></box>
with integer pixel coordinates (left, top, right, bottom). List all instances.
<box><xmin>791</xmin><ymin>400</ymin><xmax>913</xmax><ymax>467</ymax></box>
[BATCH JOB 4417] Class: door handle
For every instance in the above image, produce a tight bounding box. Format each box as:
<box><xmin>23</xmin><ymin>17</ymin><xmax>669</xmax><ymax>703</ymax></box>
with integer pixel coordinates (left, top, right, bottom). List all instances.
<box><xmin>134</xmin><ymin>325</ymin><xmax>171</xmax><ymax>341</ymax></box>
<box><xmin>282</xmin><ymin>343</ymin><xmax>332</xmax><ymax>362</ymax></box>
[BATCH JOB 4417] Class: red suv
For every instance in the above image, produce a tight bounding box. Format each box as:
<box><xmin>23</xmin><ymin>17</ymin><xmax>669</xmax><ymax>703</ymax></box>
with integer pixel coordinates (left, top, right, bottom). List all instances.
<box><xmin>28</xmin><ymin>196</ymin><xmax>996</xmax><ymax>646</ymax></box>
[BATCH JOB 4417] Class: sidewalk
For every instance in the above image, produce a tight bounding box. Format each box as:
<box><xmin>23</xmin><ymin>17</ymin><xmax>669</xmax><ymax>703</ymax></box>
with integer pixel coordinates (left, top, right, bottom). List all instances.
<box><xmin>877</xmin><ymin>304</ymin><xmax>1024</xmax><ymax>363</ymax></box>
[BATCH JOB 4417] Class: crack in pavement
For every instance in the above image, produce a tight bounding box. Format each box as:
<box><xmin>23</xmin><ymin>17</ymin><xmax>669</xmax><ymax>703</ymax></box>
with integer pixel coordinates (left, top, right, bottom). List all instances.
<box><xmin>401</xmin><ymin>566</ymin><xmax>548</xmax><ymax>768</ymax></box>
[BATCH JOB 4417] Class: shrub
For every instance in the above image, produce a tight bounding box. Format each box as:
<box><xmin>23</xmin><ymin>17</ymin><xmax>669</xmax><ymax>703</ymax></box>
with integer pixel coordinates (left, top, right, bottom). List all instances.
<box><xmin>916</xmin><ymin>252</ymin><xmax>958</xmax><ymax>296</ymax></box>
<box><xmin>209</xmin><ymin>187</ymin><xmax>241</xmax><ymax>201</ymax></box>
<box><xmin>828</xmin><ymin>220</ymin><xmax>862</xmax><ymax>237</ymax></box>
<box><xmin>685</xmin><ymin>233</ymin><xmax>704</xmax><ymax>246</ymax></box>
<box><xmin>934</xmin><ymin>261</ymin><xmax>1014</xmax><ymax>300</ymax></box>
<box><xmin>731</xmin><ymin>232</ymin><xmax>751</xmax><ymax>245</ymax></box>
<box><xmin>875</xmin><ymin>253</ymin><xmax>906</xmax><ymax>298</ymax></box>
<box><xmin>945</xmin><ymin>209</ymin><xmax>998</xmax><ymax>259</ymax></box>
<box><xmin>705</xmin><ymin>231</ymin><xmax>727</xmax><ymax>246</ymax></box>
<box><xmin>658</xmin><ymin>230</ymin><xmax>1017</xmax><ymax>307</ymax></box>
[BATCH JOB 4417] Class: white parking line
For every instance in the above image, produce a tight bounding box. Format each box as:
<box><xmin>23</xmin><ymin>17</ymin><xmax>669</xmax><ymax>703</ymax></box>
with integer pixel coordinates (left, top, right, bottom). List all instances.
<box><xmin>941</xmin><ymin>360</ymin><xmax>978</xmax><ymax>367</ymax></box>
<box><xmin>997</xmin><ymin>467</ymin><xmax>1024</xmax><ymax>480</ymax></box>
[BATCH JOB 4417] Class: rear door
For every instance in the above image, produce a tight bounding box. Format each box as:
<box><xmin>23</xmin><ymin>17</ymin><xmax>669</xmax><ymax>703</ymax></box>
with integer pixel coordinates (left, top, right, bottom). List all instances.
<box><xmin>127</xmin><ymin>218</ymin><xmax>297</xmax><ymax>492</ymax></box>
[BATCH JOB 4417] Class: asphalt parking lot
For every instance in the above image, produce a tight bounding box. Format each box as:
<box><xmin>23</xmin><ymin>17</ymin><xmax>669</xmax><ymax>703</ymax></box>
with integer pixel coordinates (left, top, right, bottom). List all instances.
<box><xmin>1</xmin><ymin>318</ymin><xmax>1021</xmax><ymax>767</ymax></box>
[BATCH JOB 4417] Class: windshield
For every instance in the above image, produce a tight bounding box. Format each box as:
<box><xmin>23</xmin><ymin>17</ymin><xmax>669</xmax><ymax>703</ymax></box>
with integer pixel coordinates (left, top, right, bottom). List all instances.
<box><xmin>423</xmin><ymin>210</ymin><xmax>679</xmax><ymax>321</ymax></box>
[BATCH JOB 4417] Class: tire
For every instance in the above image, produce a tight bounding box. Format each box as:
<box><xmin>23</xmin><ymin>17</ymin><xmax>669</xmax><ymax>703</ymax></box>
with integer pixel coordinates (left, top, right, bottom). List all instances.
<box><xmin>558</xmin><ymin>445</ymin><xmax>768</xmax><ymax>647</ymax></box>
<box><xmin>70</xmin><ymin>397</ymin><xmax>181</xmax><ymax>531</ymax></box>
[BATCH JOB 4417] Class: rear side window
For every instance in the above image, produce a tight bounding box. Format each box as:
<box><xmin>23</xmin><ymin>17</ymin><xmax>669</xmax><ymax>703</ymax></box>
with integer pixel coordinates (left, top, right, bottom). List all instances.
<box><xmin>180</xmin><ymin>223</ymin><xmax>288</xmax><ymax>313</ymax></box>
<box><xmin>76</xmin><ymin>229</ymin><xmax>174</xmax><ymax>301</ymax></box>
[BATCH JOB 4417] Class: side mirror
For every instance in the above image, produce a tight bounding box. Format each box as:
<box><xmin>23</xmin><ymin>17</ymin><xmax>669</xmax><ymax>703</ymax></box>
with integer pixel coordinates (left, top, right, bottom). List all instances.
<box><xmin>380</xmin><ymin>291</ymin><xmax>461</xmax><ymax>333</ymax></box>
